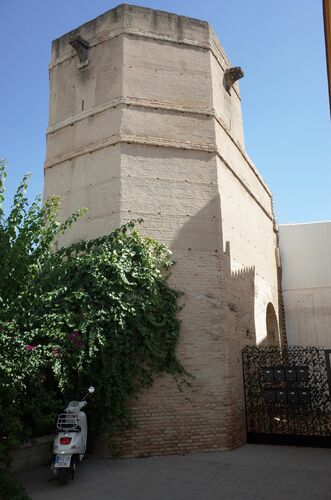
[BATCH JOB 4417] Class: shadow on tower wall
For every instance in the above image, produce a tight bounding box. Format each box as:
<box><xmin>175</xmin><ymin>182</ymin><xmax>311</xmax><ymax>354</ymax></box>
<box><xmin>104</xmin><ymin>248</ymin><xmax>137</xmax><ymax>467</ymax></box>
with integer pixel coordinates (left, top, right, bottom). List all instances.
<box><xmin>171</xmin><ymin>193</ymin><xmax>257</xmax><ymax>447</ymax></box>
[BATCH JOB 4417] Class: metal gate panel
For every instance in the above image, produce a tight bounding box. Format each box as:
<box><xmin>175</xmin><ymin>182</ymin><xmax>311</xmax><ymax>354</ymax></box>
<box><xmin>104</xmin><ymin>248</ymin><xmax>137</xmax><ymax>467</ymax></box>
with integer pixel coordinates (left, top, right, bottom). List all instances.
<box><xmin>242</xmin><ymin>346</ymin><xmax>331</xmax><ymax>446</ymax></box>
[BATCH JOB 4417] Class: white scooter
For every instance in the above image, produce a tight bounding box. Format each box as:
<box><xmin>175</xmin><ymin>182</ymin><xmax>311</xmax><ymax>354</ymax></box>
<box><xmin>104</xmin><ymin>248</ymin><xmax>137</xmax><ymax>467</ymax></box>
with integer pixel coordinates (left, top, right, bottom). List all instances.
<box><xmin>51</xmin><ymin>386</ymin><xmax>95</xmax><ymax>485</ymax></box>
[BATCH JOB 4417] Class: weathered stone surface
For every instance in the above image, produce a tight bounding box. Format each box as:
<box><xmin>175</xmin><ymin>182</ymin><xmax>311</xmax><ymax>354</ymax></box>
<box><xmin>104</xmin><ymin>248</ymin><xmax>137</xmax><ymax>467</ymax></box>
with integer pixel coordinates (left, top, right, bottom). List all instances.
<box><xmin>9</xmin><ymin>435</ymin><xmax>53</xmax><ymax>473</ymax></box>
<box><xmin>44</xmin><ymin>4</ymin><xmax>282</xmax><ymax>455</ymax></box>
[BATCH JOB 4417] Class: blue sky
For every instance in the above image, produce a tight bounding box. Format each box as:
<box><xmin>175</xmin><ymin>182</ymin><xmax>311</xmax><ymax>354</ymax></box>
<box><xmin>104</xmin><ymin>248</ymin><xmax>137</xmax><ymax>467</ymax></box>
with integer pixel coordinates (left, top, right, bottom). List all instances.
<box><xmin>1</xmin><ymin>0</ymin><xmax>330</xmax><ymax>223</ymax></box>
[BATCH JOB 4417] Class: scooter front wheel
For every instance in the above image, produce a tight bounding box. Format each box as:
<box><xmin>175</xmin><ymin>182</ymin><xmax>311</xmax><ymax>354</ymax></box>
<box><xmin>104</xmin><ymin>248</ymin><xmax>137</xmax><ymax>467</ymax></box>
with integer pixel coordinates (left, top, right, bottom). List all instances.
<box><xmin>58</xmin><ymin>468</ymin><xmax>70</xmax><ymax>486</ymax></box>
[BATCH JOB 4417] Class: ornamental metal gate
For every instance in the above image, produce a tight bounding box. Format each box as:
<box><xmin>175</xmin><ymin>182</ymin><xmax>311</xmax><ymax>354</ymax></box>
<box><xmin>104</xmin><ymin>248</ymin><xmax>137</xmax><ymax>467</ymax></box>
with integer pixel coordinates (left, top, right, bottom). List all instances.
<box><xmin>242</xmin><ymin>346</ymin><xmax>331</xmax><ymax>446</ymax></box>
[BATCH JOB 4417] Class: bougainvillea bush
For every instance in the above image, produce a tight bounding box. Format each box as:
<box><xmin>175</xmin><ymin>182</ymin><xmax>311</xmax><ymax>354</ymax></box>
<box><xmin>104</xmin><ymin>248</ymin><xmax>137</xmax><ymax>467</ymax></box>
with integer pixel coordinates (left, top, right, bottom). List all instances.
<box><xmin>0</xmin><ymin>159</ymin><xmax>186</xmax><ymax>478</ymax></box>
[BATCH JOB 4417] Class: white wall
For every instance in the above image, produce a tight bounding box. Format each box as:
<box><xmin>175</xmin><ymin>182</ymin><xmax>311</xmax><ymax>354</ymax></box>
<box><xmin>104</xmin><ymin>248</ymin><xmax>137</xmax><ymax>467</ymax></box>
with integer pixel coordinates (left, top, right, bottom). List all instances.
<box><xmin>279</xmin><ymin>221</ymin><xmax>331</xmax><ymax>347</ymax></box>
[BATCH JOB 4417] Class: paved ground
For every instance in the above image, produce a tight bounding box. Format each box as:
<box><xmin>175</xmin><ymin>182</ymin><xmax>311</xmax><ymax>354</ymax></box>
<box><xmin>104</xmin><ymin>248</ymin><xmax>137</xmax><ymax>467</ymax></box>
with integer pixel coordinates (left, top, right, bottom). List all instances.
<box><xmin>16</xmin><ymin>444</ymin><xmax>331</xmax><ymax>500</ymax></box>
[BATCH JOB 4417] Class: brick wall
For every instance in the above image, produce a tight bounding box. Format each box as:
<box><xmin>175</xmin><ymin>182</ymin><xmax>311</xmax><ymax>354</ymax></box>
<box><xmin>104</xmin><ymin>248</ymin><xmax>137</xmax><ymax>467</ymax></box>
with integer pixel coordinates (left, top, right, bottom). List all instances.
<box><xmin>45</xmin><ymin>4</ymin><xmax>282</xmax><ymax>456</ymax></box>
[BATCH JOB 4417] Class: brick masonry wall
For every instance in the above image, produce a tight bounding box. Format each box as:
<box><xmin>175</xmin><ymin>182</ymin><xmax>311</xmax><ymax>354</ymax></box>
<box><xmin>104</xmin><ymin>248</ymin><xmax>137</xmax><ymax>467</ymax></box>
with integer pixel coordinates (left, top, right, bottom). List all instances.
<box><xmin>44</xmin><ymin>4</ymin><xmax>282</xmax><ymax>457</ymax></box>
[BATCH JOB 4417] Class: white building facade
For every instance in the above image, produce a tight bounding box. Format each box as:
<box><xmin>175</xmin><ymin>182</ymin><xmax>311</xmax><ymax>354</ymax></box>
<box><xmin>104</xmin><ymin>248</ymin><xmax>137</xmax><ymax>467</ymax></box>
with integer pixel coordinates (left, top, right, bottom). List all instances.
<box><xmin>279</xmin><ymin>221</ymin><xmax>331</xmax><ymax>348</ymax></box>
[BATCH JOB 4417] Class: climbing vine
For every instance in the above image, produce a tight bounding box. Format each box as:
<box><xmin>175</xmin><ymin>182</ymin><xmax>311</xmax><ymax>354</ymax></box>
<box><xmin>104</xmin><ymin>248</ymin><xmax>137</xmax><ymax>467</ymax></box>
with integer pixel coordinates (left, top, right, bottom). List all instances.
<box><xmin>0</xmin><ymin>160</ymin><xmax>186</xmax><ymax>496</ymax></box>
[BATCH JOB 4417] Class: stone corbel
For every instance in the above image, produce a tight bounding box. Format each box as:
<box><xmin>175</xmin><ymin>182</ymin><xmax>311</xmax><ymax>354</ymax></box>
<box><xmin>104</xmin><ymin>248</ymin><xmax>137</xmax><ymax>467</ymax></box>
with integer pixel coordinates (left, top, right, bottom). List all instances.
<box><xmin>224</xmin><ymin>67</ymin><xmax>244</xmax><ymax>93</ymax></box>
<box><xmin>69</xmin><ymin>34</ymin><xmax>89</xmax><ymax>68</ymax></box>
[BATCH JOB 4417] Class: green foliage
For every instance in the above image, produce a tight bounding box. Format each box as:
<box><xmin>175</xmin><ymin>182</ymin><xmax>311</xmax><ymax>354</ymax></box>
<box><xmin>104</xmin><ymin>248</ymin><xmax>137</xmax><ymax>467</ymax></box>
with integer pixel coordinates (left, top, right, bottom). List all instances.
<box><xmin>0</xmin><ymin>159</ymin><xmax>86</xmax><ymax>465</ymax></box>
<box><xmin>33</xmin><ymin>223</ymin><xmax>186</xmax><ymax>433</ymax></box>
<box><xmin>0</xmin><ymin>159</ymin><xmax>186</xmax><ymax>475</ymax></box>
<box><xmin>0</xmin><ymin>469</ymin><xmax>31</xmax><ymax>500</ymax></box>
<box><xmin>0</xmin><ymin>160</ymin><xmax>85</xmax><ymax>323</ymax></box>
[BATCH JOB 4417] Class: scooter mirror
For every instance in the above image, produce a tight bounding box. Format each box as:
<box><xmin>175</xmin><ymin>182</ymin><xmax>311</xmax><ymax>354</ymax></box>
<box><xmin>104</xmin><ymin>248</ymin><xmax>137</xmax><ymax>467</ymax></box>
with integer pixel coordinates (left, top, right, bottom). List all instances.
<box><xmin>88</xmin><ymin>386</ymin><xmax>95</xmax><ymax>394</ymax></box>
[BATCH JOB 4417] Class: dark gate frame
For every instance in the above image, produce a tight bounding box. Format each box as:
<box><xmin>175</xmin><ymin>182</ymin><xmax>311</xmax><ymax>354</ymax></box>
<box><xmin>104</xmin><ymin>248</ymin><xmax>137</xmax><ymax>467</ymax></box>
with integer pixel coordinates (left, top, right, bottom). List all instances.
<box><xmin>242</xmin><ymin>345</ymin><xmax>331</xmax><ymax>446</ymax></box>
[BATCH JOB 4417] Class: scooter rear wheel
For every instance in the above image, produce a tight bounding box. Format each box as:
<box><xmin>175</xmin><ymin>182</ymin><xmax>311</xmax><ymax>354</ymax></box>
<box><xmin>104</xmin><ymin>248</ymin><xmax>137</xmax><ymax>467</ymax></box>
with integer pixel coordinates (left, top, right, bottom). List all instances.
<box><xmin>58</xmin><ymin>468</ymin><xmax>70</xmax><ymax>486</ymax></box>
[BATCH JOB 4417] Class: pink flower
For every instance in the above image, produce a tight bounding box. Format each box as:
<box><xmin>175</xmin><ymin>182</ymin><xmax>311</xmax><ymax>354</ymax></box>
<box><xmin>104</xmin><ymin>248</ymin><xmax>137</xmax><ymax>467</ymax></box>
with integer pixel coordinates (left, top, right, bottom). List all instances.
<box><xmin>68</xmin><ymin>331</ymin><xmax>80</xmax><ymax>340</ymax></box>
<box><xmin>51</xmin><ymin>348</ymin><xmax>61</xmax><ymax>358</ymax></box>
<box><xmin>26</xmin><ymin>345</ymin><xmax>36</xmax><ymax>351</ymax></box>
<box><xmin>67</xmin><ymin>331</ymin><xmax>85</xmax><ymax>349</ymax></box>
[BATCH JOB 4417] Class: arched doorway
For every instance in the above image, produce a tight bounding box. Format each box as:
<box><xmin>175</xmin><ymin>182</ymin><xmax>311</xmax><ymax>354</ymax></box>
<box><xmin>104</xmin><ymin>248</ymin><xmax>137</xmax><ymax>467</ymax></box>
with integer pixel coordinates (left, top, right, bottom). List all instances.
<box><xmin>265</xmin><ymin>302</ymin><xmax>279</xmax><ymax>345</ymax></box>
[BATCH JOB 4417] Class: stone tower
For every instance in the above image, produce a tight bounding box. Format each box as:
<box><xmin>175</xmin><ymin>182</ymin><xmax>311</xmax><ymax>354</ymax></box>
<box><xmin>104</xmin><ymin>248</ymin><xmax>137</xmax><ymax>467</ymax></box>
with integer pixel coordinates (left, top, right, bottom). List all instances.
<box><xmin>45</xmin><ymin>4</ymin><xmax>282</xmax><ymax>455</ymax></box>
